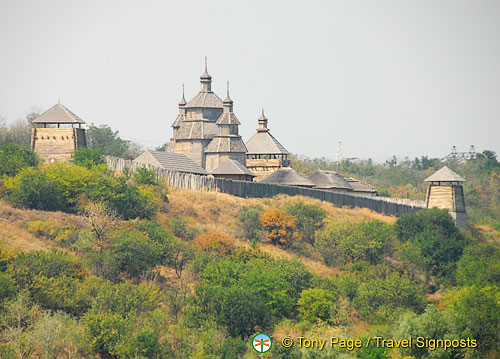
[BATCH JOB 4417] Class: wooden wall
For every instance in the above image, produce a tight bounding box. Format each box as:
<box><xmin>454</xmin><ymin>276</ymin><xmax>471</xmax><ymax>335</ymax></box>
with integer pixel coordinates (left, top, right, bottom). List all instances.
<box><xmin>106</xmin><ymin>156</ymin><xmax>426</xmax><ymax>217</ymax></box>
<box><xmin>32</xmin><ymin>128</ymin><xmax>86</xmax><ymax>162</ymax></box>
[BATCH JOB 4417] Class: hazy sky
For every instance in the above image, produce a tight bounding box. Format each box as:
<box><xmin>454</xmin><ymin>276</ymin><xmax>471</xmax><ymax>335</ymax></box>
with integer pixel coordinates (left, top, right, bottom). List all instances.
<box><xmin>1</xmin><ymin>0</ymin><xmax>499</xmax><ymax>162</ymax></box>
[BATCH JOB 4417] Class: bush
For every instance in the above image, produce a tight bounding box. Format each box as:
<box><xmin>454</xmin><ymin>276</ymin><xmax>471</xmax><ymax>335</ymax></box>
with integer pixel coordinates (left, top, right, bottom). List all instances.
<box><xmin>71</xmin><ymin>148</ymin><xmax>105</xmax><ymax>169</ymax></box>
<box><xmin>260</xmin><ymin>208</ymin><xmax>296</xmax><ymax>247</ymax></box>
<box><xmin>133</xmin><ymin>168</ymin><xmax>159</xmax><ymax>186</ymax></box>
<box><xmin>237</xmin><ymin>206</ymin><xmax>263</xmax><ymax>242</ymax></box>
<box><xmin>193</xmin><ymin>232</ymin><xmax>235</xmax><ymax>256</ymax></box>
<box><xmin>187</xmin><ymin>256</ymin><xmax>312</xmax><ymax>337</ymax></box>
<box><xmin>7</xmin><ymin>251</ymin><xmax>88</xmax><ymax>315</ymax></box>
<box><xmin>26</xmin><ymin>220</ymin><xmax>78</xmax><ymax>244</ymax></box>
<box><xmin>4</xmin><ymin>167</ymin><xmax>63</xmax><ymax>210</ymax></box>
<box><xmin>5</xmin><ymin>162</ymin><xmax>159</xmax><ymax>219</ymax></box>
<box><xmin>353</xmin><ymin>271</ymin><xmax>425</xmax><ymax>319</ymax></box>
<box><xmin>316</xmin><ymin>220</ymin><xmax>394</xmax><ymax>266</ymax></box>
<box><xmin>0</xmin><ymin>143</ymin><xmax>39</xmax><ymax>177</ymax></box>
<box><xmin>298</xmin><ymin>288</ymin><xmax>337</xmax><ymax>323</ymax></box>
<box><xmin>109</xmin><ymin>230</ymin><xmax>160</xmax><ymax>279</ymax></box>
<box><xmin>285</xmin><ymin>202</ymin><xmax>326</xmax><ymax>246</ymax></box>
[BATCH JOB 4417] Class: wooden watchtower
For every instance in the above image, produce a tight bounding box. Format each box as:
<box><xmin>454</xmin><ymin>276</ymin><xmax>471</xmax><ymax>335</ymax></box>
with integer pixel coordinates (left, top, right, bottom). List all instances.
<box><xmin>30</xmin><ymin>103</ymin><xmax>87</xmax><ymax>162</ymax></box>
<box><xmin>424</xmin><ymin>166</ymin><xmax>467</xmax><ymax>227</ymax></box>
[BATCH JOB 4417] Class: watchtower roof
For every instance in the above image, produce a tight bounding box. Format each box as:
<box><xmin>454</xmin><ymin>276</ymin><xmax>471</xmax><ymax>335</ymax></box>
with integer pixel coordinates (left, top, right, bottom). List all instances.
<box><xmin>259</xmin><ymin>167</ymin><xmax>315</xmax><ymax>187</ymax></box>
<box><xmin>424</xmin><ymin>166</ymin><xmax>465</xmax><ymax>182</ymax></box>
<box><xmin>31</xmin><ymin>103</ymin><xmax>86</xmax><ymax>124</ymax></box>
<box><xmin>245</xmin><ymin>131</ymin><xmax>289</xmax><ymax>155</ymax></box>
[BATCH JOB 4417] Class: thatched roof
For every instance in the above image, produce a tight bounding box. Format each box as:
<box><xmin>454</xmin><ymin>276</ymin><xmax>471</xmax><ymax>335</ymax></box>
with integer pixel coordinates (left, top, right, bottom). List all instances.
<box><xmin>134</xmin><ymin>150</ymin><xmax>208</xmax><ymax>175</ymax></box>
<box><xmin>211</xmin><ymin>159</ymin><xmax>255</xmax><ymax>177</ymax></box>
<box><xmin>308</xmin><ymin>170</ymin><xmax>352</xmax><ymax>190</ymax></box>
<box><xmin>259</xmin><ymin>167</ymin><xmax>315</xmax><ymax>187</ymax></box>
<box><xmin>424</xmin><ymin>166</ymin><xmax>465</xmax><ymax>182</ymax></box>
<box><xmin>32</xmin><ymin>103</ymin><xmax>86</xmax><ymax>124</ymax></box>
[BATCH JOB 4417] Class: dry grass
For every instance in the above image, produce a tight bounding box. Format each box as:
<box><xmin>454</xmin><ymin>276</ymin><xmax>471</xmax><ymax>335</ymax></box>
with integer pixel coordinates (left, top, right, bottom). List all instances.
<box><xmin>0</xmin><ymin>188</ymin><xmax>394</xmax><ymax>279</ymax></box>
<box><xmin>0</xmin><ymin>200</ymin><xmax>86</xmax><ymax>227</ymax></box>
<box><xmin>0</xmin><ymin>218</ymin><xmax>54</xmax><ymax>252</ymax></box>
<box><xmin>165</xmin><ymin>189</ymin><xmax>393</xmax><ymax>279</ymax></box>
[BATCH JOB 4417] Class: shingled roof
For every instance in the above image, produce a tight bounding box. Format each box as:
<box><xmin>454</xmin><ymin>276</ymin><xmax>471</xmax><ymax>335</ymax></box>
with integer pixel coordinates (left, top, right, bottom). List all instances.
<box><xmin>31</xmin><ymin>103</ymin><xmax>86</xmax><ymax>124</ymax></box>
<box><xmin>211</xmin><ymin>159</ymin><xmax>255</xmax><ymax>177</ymax></box>
<box><xmin>204</xmin><ymin>136</ymin><xmax>247</xmax><ymax>153</ymax></box>
<box><xmin>308</xmin><ymin>170</ymin><xmax>352</xmax><ymax>190</ymax></box>
<box><xmin>134</xmin><ymin>150</ymin><xmax>208</xmax><ymax>175</ymax></box>
<box><xmin>345</xmin><ymin>177</ymin><xmax>377</xmax><ymax>194</ymax></box>
<box><xmin>175</xmin><ymin>121</ymin><xmax>217</xmax><ymax>140</ymax></box>
<box><xmin>185</xmin><ymin>92</ymin><xmax>224</xmax><ymax>108</ymax></box>
<box><xmin>424</xmin><ymin>166</ymin><xmax>465</xmax><ymax>182</ymax></box>
<box><xmin>259</xmin><ymin>167</ymin><xmax>315</xmax><ymax>187</ymax></box>
<box><xmin>246</xmin><ymin>132</ymin><xmax>289</xmax><ymax>155</ymax></box>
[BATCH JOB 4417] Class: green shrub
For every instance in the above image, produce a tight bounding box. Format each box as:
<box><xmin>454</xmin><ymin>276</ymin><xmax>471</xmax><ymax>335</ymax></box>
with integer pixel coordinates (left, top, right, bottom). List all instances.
<box><xmin>237</xmin><ymin>206</ymin><xmax>263</xmax><ymax>242</ymax></box>
<box><xmin>71</xmin><ymin>148</ymin><xmax>105</xmax><ymax>169</ymax></box>
<box><xmin>5</xmin><ymin>162</ymin><xmax>158</xmax><ymax>219</ymax></box>
<box><xmin>316</xmin><ymin>220</ymin><xmax>394</xmax><ymax>266</ymax></box>
<box><xmin>285</xmin><ymin>201</ymin><xmax>326</xmax><ymax>246</ymax></box>
<box><xmin>298</xmin><ymin>288</ymin><xmax>336</xmax><ymax>323</ymax></box>
<box><xmin>0</xmin><ymin>143</ymin><xmax>38</xmax><ymax>177</ymax></box>
<box><xmin>133</xmin><ymin>167</ymin><xmax>159</xmax><ymax>186</ymax></box>
<box><xmin>4</xmin><ymin>167</ymin><xmax>63</xmax><ymax>210</ymax></box>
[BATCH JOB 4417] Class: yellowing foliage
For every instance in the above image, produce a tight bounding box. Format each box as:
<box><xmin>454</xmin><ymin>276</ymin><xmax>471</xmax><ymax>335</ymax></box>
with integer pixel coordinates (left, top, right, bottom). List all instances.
<box><xmin>193</xmin><ymin>232</ymin><xmax>235</xmax><ymax>255</ymax></box>
<box><xmin>260</xmin><ymin>208</ymin><xmax>296</xmax><ymax>248</ymax></box>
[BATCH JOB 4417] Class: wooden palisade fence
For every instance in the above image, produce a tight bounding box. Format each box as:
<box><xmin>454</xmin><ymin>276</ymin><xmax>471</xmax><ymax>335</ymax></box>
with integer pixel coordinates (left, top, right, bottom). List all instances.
<box><xmin>106</xmin><ymin>156</ymin><xmax>425</xmax><ymax>217</ymax></box>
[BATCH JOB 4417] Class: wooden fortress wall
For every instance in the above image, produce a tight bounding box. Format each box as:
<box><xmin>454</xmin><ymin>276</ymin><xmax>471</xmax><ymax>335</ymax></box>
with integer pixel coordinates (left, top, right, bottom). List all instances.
<box><xmin>106</xmin><ymin>156</ymin><xmax>425</xmax><ymax>217</ymax></box>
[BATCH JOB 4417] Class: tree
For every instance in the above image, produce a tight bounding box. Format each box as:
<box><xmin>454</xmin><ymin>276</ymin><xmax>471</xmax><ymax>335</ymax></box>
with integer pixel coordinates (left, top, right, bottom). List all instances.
<box><xmin>395</xmin><ymin>305</ymin><xmax>450</xmax><ymax>358</ymax></box>
<box><xmin>446</xmin><ymin>285</ymin><xmax>500</xmax><ymax>356</ymax></box>
<box><xmin>395</xmin><ymin>208</ymin><xmax>468</xmax><ymax>280</ymax></box>
<box><xmin>81</xmin><ymin>201</ymin><xmax>119</xmax><ymax>252</ymax></box>
<box><xmin>260</xmin><ymin>208</ymin><xmax>296</xmax><ymax>247</ymax></box>
<box><xmin>70</xmin><ymin>148</ymin><xmax>105</xmax><ymax>169</ymax></box>
<box><xmin>285</xmin><ymin>202</ymin><xmax>326</xmax><ymax>247</ymax></box>
<box><xmin>0</xmin><ymin>144</ymin><xmax>39</xmax><ymax>177</ymax></box>
<box><xmin>0</xmin><ymin>119</ymin><xmax>32</xmax><ymax>148</ymax></box>
<box><xmin>86</xmin><ymin>124</ymin><xmax>140</xmax><ymax>159</ymax></box>
<box><xmin>456</xmin><ymin>242</ymin><xmax>500</xmax><ymax>287</ymax></box>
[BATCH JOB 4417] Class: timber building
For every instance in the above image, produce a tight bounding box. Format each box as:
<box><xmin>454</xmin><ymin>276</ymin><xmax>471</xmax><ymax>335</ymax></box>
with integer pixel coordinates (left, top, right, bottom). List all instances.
<box><xmin>167</xmin><ymin>62</ymin><xmax>248</xmax><ymax>179</ymax></box>
<box><xmin>245</xmin><ymin>110</ymin><xmax>290</xmax><ymax>181</ymax></box>
<box><xmin>30</xmin><ymin>103</ymin><xmax>87</xmax><ymax>162</ymax></box>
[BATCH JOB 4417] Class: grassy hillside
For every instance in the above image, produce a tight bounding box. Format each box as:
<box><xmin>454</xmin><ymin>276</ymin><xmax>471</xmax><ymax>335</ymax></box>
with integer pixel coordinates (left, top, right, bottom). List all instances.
<box><xmin>0</xmin><ymin>145</ymin><xmax>499</xmax><ymax>359</ymax></box>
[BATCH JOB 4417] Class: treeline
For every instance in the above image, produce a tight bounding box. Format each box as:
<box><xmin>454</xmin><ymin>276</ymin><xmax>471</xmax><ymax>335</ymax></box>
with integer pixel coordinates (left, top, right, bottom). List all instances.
<box><xmin>291</xmin><ymin>151</ymin><xmax>500</xmax><ymax>228</ymax></box>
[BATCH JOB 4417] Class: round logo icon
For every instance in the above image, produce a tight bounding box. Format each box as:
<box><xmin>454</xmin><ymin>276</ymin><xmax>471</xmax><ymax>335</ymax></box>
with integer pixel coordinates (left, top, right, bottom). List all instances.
<box><xmin>252</xmin><ymin>333</ymin><xmax>272</xmax><ymax>353</ymax></box>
